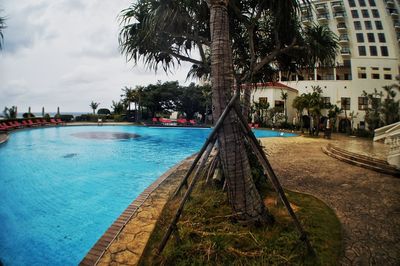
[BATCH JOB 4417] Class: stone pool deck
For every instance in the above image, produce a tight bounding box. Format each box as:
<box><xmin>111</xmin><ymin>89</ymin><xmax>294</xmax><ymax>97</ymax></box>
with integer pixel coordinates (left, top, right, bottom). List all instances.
<box><xmin>81</xmin><ymin>133</ymin><xmax>399</xmax><ymax>265</ymax></box>
<box><xmin>261</xmin><ymin>134</ymin><xmax>399</xmax><ymax>265</ymax></box>
<box><xmin>0</xmin><ymin>133</ymin><xmax>8</xmax><ymax>144</ymax></box>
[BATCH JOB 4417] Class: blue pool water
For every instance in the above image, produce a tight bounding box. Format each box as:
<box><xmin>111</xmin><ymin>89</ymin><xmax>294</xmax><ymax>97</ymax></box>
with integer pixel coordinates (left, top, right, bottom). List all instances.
<box><xmin>0</xmin><ymin>126</ymin><xmax>295</xmax><ymax>265</ymax></box>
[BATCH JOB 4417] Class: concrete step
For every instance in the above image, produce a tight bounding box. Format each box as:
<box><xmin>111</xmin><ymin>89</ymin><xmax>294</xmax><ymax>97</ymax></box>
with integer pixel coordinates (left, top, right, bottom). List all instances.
<box><xmin>322</xmin><ymin>145</ymin><xmax>400</xmax><ymax>177</ymax></box>
<box><xmin>326</xmin><ymin>144</ymin><xmax>390</xmax><ymax>168</ymax></box>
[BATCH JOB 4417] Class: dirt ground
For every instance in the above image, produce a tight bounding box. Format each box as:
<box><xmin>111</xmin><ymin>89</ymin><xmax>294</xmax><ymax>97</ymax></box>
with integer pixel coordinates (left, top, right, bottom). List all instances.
<box><xmin>260</xmin><ymin>135</ymin><xmax>400</xmax><ymax>265</ymax></box>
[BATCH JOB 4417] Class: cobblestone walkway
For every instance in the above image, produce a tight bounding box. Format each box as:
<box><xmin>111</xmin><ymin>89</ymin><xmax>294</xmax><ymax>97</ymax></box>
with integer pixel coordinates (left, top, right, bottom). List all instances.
<box><xmin>261</xmin><ymin>135</ymin><xmax>400</xmax><ymax>265</ymax></box>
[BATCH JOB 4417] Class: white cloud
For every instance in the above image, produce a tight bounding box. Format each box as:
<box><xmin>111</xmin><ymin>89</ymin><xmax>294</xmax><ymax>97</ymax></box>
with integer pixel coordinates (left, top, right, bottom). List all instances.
<box><xmin>0</xmin><ymin>0</ymin><xmax>196</xmax><ymax>113</ymax></box>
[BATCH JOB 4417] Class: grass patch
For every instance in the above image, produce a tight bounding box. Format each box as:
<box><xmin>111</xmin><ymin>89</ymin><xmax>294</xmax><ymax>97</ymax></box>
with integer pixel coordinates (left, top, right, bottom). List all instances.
<box><xmin>140</xmin><ymin>182</ymin><xmax>342</xmax><ymax>265</ymax></box>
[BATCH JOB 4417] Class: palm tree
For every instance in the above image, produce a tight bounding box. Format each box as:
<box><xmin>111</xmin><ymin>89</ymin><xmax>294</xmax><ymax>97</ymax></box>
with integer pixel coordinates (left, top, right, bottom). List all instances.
<box><xmin>0</xmin><ymin>15</ymin><xmax>6</xmax><ymax>50</ymax></box>
<box><xmin>292</xmin><ymin>95</ymin><xmax>306</xmax><ymax>132</ymax></box>
<box><xmin>119</xmin><ymin>0</ymin><xmax>314</xmax><ymax>224</ymax></box>
<box><xmin>90</xmin><ymin>101</ymin><xmax>100</xmax><ymax>115</ymax></box>
<box><xmin>280</xmin><ymin>90</ymin><xmax>289</xmax><ymax>123</ymax></box>
<box><xmin>304</xmin><ymin>24</ymin><xmax>339</xmax><ymax>68</ymax></box>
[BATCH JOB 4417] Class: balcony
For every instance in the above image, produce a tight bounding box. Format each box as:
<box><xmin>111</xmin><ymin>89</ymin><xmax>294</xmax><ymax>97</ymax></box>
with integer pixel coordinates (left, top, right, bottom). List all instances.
<box><xmin>388</xmin><ymin>9</ymin><xmax>399</xmax><ymax>18</ymax></box>
<box><xmin>385</xmin><ymin>0</ymin><xmax>395</xmax><ymax>7</ymax></box>
<box><xmin>334</xmin><ymin>12</ymin><xmax>346</xmax><ymax>21</ymax></box>
<box><xmin>394</xmin><ymin>21</ymin><xmax>400</xmax><ymax>31</ymax></box>
<box><xmin>317</xmin><ymin>13</ymin><xmax>329</xmax><ymax>23</ymax></box>
<box><xmin>315</xmin><ymin>3</ymin><xmax>327</xmax><ymax>12</ymax></box>
<box><xmin>337</xmin><ymin>23</ymin><xmax>347</xmax><ymax>32</ymax></box>
<box><xmin>331</xmin><ymin>1</ymin><xmax>344</xmax><ymax>11</ymax></box>
<box><xmin>340</xmin><ymin>48</ymin><xmax>351</xmax><ymax>57</ymax></box>
<box><xmin>301</xmin><ymin>15</ymin><xmax>313</xmax><ymax>25</ymax></box>
<box><xmin>339</xmin><ymin>34</ymin><xmax>349</xmax><ymax>44</ymax></box>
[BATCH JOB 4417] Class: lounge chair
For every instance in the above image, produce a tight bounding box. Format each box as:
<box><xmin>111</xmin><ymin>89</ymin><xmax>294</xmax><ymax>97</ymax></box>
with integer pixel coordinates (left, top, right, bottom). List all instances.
<box><xmin>152</xmin><ymin>117</ymin><xmax>158</xmax><ymax>124</ymax></box>
<box><xmin>177</xmin><ymin>118</ymin><xmax>188</xmax><ymax>125</ymax></box>
<box><xmin>159</xmin><ymin>118</ymin><xmax>173</xmax><ymax>125</ymax></box>
<box><xmin>11</xmin><ymin>121</ymin><xmax>23</xmax><ymax>128</ymax></box>
<box><xmin>6</xmin><ymin>122</ymin><xmax>18</xmax><ymax>129</ymax></box>
<box><xmin>28</xmin><ymin>120</ymin><xmax>40</xmax><ymax>126</ymax></box>
<box><xmin>50</xmin><ymin>118</ymin><xmax>59</xmax><ymax>125</ymax></box>
<box><xmin>189</xmin><ymin>119</ymin><xmax>196</xmax><ymax>125</ymax></box>
<box><xmin>39</xmin><ymin>119</ymin><xmax>49</xmax><ymax>125</ymax></box>
<box><xmin>1</xmin><ymin>123</ymin><xmax>14</xmax><ymax>130</ymax></box>
<box><xmin>0</xmin><ymin>124</ymin><xmax>9</xmax><ymax>131</ymax></box>
<box><xmin>21</xmin><ymin>120</ymin><xmax>30</xmax><ymax>127</ymax></box>
<box><xmin>253</xmin><ymin>124</ymin><xmax>259</xmax><ymax>128</ymax></box>
<box><xmin>56</xmin><ymin>118</ymin><xmax>65</xmax><ymax>125</ymax></box>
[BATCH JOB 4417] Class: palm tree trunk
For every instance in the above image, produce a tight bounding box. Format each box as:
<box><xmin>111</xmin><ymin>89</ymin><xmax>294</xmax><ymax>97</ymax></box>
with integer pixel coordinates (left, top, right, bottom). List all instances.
<box><xmin>210</xmin><ymin>0</ymin><xmax>272</xmax><ymax>224</ymax></box>
<box><xmin>242</xmin><ymin>87</ymin><xmax>251</xmax><ymax>122</ymax></box>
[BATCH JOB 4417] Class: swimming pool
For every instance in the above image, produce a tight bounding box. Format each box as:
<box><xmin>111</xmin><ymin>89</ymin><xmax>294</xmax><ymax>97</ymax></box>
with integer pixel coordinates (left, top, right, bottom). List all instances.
<box><xmin>0</xmin><ymin>126</ymin><xmax>295</xmax><ymax>265</ymax></box>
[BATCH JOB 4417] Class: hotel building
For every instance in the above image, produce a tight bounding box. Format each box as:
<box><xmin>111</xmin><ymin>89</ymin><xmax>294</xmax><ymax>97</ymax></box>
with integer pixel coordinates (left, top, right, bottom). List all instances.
<box><xmin>252</xmin><ymin>0</ymin><xmax>400</xmax><ymax>131</ymax></box>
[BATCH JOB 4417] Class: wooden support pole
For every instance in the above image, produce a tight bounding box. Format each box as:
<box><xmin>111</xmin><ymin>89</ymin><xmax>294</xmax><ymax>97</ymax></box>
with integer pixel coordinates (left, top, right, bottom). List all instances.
<box><xmin>173</xmin><ymin>93</ymin><xmax>239</xmax><ymax>198</ymax></box>
<box><xmin>157</xmin><ymin>139</ymin><xmax>217</xmax><ymax>255</ymax></box>
<box><xmin>233</xmin><ymin>104</ymin><xmax>314</xmax><ymax>253</ymax></box>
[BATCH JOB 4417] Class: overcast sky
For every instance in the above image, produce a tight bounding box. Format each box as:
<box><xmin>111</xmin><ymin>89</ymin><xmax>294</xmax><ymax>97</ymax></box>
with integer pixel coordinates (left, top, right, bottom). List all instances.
<box><xmin>0</xmin><ymin>0</ymin><xmax>194</xmax><ymax>113</ymax></box>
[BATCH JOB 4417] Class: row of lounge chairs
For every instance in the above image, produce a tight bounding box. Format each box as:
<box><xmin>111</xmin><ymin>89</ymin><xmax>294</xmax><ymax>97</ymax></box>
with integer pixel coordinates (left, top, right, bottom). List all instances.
<box><xmin>152</xmin><ymin>117</ymin><xmax>197</xmax><ymax>126</ymax></box>
<box><xmin>0</xmin><ymin>118</ymin><xmax>65</xmax><ymax>132</ymax></box>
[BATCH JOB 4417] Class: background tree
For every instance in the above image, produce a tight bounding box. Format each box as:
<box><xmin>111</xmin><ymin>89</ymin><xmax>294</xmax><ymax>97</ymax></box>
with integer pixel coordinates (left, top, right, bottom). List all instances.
<box><xmin>381</xmin><ymin>85</ymin><xmax>399</xmax><ymax>125</ymax></box>
<box><xmin>97</xmin><ymin>108</ymin><xmax>111</xmax><ymax>115</ymax></box>
<box><xmin>90</xmin><ymin>101</ymin><xmax>100</xmax><ymax>115</ymax></box>
<box><xmin>362</xmin><ymin>89</ymin><xmax>383</xmax><ymax>131</ymax></box>
<box><xmin>292</xmin><ymin>95</ymin><xmax>307</xmax><ymax>132</ymax></box>
<box><xmin>328</xmin><ymin>104</ymin><xmax>341</xmax><ymax>132</ymax></box>
<box><xmin>280</xmin><ymin>90</ymin><xmax>288</xmax><ymax>124</ymax></box>
<box><xmin>176</xmin><ymin>83</ymin><xmax>207</xmax><ymax>120</ymax></box>
<box><xmin>111</xmin><ymin>100</ymin><xmax>125</xmax><ymax>115</ymax></box>
<box><xmin>3</xmin><ymin>106</ymin><xmax>17</xmax><ymax>119</ymax></box>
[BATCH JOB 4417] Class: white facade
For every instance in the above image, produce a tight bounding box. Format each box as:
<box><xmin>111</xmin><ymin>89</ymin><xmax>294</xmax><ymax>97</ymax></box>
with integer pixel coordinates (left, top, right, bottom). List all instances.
<box><xmin>252</xmin><ymin>0</ymin><xmax>400</xmax><ymax>130</ymax></box>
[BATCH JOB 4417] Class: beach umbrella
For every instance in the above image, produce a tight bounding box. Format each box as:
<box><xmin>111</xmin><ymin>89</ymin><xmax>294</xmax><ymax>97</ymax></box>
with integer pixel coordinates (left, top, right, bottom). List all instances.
<box><xmin>57</xmin><ymin>107</ymin><xmax>60</xmax><ymax>116</ymax></box>
<box><xmin>42</xmin><ymin>107</ymin><xmax>45</xmax><ymax>117</ymax></box>
<box><xmin>28</xmin><ymin>106</ymin><xmax>31</xmax><ymax>114</ymax></box>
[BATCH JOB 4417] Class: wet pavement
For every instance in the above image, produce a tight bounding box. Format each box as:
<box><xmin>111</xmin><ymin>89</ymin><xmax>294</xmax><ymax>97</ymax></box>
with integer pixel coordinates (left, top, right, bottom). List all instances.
<box><xmin>261</xmin><ymin>134</ymin><xmax>400</xmax><ymax>265</ymax></box>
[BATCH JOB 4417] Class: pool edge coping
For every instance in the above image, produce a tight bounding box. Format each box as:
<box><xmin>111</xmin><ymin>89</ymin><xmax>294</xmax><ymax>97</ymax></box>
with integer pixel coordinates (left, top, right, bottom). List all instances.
<box><xmin>79</xmin><ymin>155</ymin><xmax>194</xmax><ymax>266</ymax></box>
<box><xmin>0</xmin><ymin>133</ymin><xmax>9</xmax><ymax>145</ymax></box>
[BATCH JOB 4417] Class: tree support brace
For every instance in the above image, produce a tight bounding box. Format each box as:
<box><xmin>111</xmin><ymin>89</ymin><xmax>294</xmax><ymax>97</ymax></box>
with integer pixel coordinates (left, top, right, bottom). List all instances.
<box><xmin>157</xmin><ymin>93</ymin><xmax>314</xmax><ymax>256</ymax></box>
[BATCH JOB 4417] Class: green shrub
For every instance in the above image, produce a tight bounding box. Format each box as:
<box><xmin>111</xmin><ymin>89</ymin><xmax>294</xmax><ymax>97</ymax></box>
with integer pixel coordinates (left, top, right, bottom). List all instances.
<box><xmin>58</xmin><ymin>114</ymin><xmax>74</xmax><ymax>122</ymax></box>
<box><xmin>22</xmin><ymin>113</ymin><xmax>35</xmax><ymax>118</ymax></box>
<box><xmin>97</xmin><ymin>108</ymin><xmax>111</xmax><ymax>115</ymax></box>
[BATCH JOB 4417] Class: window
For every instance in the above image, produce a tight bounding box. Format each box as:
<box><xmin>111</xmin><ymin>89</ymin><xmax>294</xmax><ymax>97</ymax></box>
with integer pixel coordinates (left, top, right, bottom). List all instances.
<box><xmin>274</xmin><ymin>100</ymin><xmax>284</xmax><ymax>112</ymax></box>
<box><xmin>372</xmin><ymin>9</ymin><xmax>380</xmax><ymax>18</ymax></box>
<box><xmin>364</xmin><ymin>21</ymin><xmax>372</xmax><ymax>30</ymax></box>
<box><xmin>322</xmin><ymin>97</ymin><xmax>331</xmax><ymax>108</ymax></box>
<box><xmin>358</xmin><ymin>67</ymin><xmax>367</xmax><ymax>78</ymax></box>
<box><xmin>354</xmin><ymin>21</ymin><xmax>362</xmax><ymax>30</ymax></box>
<box><xmin>381</xmin><ymin>46</ymin><xmax>389</xmax><ymax>56</ymax></box>
<box><xmin>341</xmin><ymin>97</ymin><xmax>351</xmax><ymax>110</ymax></box>
<box><xmin>368</xmin><ymin>0</ymin><xmax>376</xmax><ymax>6</ymax></box>
<box><xmin>358</xmin><ymin>97</ymin><xmax>368</xmax><ymax>110</ymax></box>
<box><xmin>358</xmin><ymin>46</ymin><xmax>367</xmax><ymax>56</ymax></box>
<box><xmin>259</xmin><ymin>97</ymin><xmax>268</xmax><ymax>105</ymax></box>
<box><xmin>375</xmin><ymin>21</ymin><xmax>383</xmax><ymax>30</ymax></box>
<box><xmin>361</xmin><ymin>9</ymin><xmax>369</xmax><ymax>18</ymax></box>
<box><xmin>384</xmin><ymin>74</ymin><xmax>392</xmax><ymax>80</ymax></box>
<box><xmin>348</xmin><ymin>0</ymin><xmax>356</xmax><ymax>7</ymax></box>
<box><xmin>370</xmin><ymin>46</ymin><xmax>377</xmax><ymax>56</ymax></box>
<box><xmin>358</xmin><ymin>0</ymin><xmax>366</xmax><ymax>6</ymax></box>
<box><xmin>378</xmin><ymin>33</ymin><xmax>386</xmax><ymax>43</ymax></box>
<box><xmin>372</xmin><ymin>73</ymin><xmax>380</xmax><ymax>79</ymax></box>
<box><xmin>351</xmin><ymin>10</ymin><xmax>359</xmax><ymax>18</ymax></box>
<box><xmin>367</xmin><ymin>33</ymin><xmax>375</xmax><ymax>42</ymax></box>
<box><xmin>356</xmin><ymin>33</ymin><xmax>364</xmax><ymax>42</ymax></box>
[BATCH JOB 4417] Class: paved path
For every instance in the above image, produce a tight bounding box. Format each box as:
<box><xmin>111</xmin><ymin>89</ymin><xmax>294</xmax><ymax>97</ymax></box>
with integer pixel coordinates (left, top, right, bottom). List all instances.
<box><xmin>261</xmin><ymin>135</ymin><xmax>400</xmax><ymax>265</ymax></box>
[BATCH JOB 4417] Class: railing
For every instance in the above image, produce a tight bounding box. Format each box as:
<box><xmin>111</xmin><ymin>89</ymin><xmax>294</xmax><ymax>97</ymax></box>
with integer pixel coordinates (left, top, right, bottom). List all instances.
<box><xmin>384</xmin><ymin>125</ymin><xmax>400</xmax><ymax>169</ymax></box>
